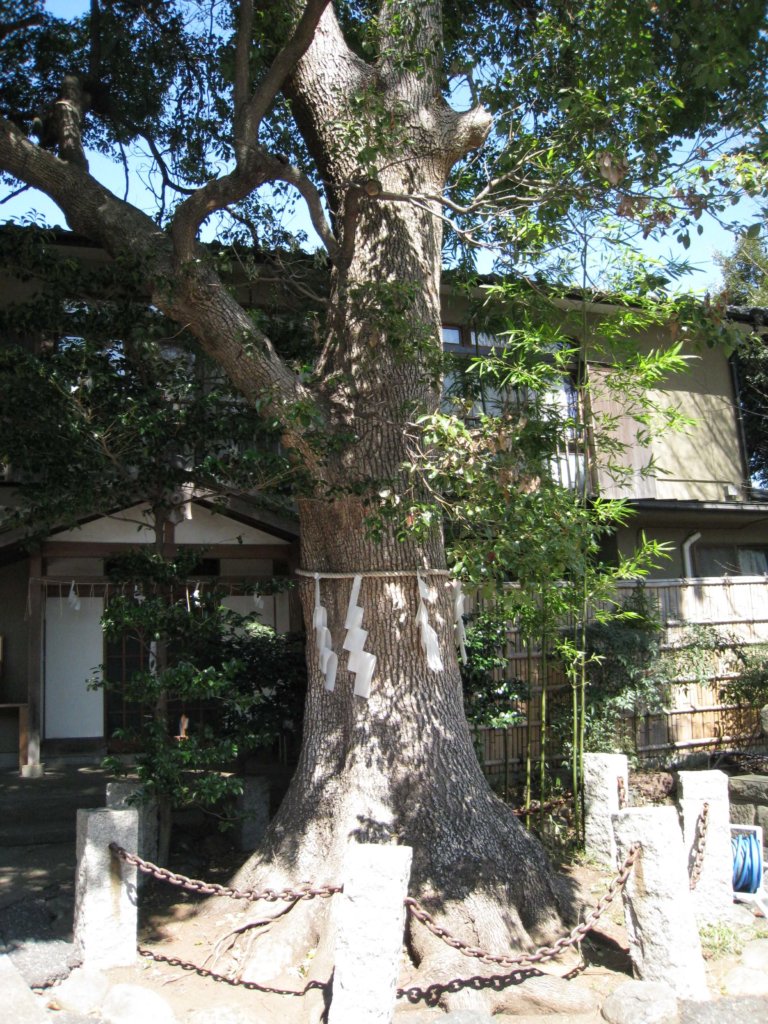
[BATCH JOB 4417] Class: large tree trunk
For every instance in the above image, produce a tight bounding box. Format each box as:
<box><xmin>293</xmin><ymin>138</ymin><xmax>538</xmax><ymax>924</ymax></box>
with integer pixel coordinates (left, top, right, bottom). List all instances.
<box><xmin>210</xmin><ymin>499</ymin><xmax>574</xmax><ymax>1016</ymax></box>
<box><xmin>207</xmin><ymin>115</ymin><xmax>574</xmax><ymax>1012</ymax></box>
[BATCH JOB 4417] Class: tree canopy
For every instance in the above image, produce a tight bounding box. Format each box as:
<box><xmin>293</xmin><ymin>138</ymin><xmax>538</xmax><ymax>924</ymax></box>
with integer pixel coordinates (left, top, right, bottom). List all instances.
<box><xmin>3</xmin><ymin>1</ymin><xmax>768</xmax><ymax>1009</ymax></box>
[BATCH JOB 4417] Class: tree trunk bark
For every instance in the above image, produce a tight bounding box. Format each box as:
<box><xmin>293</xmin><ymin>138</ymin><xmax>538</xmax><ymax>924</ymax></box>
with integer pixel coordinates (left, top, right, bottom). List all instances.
<box><xmin>209</xmin><ymin>155</ymin><xmax>573</xmax><ymax>1009</ymax></box>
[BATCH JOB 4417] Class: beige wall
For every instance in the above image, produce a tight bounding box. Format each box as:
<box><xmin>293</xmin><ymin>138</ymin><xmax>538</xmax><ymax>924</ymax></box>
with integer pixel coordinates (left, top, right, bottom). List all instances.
<box><xmin>439</xmin><ymin>295</ymin><xmax>749</xmax><ymax>507</ymax></box>
<box><xmin>649</xmin><ymin>345</ymin><xmax>743</xmax><ymax>502</ymax></box>
<box><xmin>587</xmin><ymin>319</ymin><xmax>745</xmax><ymax>503</ymax></box>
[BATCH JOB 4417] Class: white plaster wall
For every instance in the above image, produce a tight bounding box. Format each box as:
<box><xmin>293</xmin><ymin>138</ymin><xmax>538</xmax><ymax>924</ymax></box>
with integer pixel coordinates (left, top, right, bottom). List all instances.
<box><xmin>48</xmin><ymin>505</ymin><xmax>155</xmax><ymax>543</ymax></box>
<box><xmin>222</xmin><ymin>592</ymin><xmax>291</xmax><ymax>632</ymax></box>
<box><xmin>175</xmin><ymin>511</ymin><xmax>289</xmax><ymax>546</ymax></box>
<box><xmin>44</xmin><ymin>596</ymin><xmax>104</xmax><ymax>738</ymax></box>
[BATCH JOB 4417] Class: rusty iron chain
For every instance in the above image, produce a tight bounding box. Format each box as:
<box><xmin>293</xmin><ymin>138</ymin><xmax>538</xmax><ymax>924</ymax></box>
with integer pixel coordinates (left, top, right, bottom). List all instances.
<box><xmin>617</xmin><ymin>775</ymin><xmax>627</xmax><ymax>810</ymax></box>
<box><xmin>689</xmin><ymin>801</ymin><xmax>709</xmax><ymax>890</ymax></box>
<box><xmin>404</xmin><ymin>842</ymin><xmax>640</xmax><ymax>969</ymax></box>
<box><xmin>108</xmin><ymin>843</ymin><xmax>343</xmax><ymax>902</ymax></box>
<box><xmin>112</xmin><ymin>839</ymin><xmax>640</xmax><ymax>976</ymax></box>
<box><xmin>511</xmin><ymin>795</ymin><xmax>570</xmax><ymax>818</ymax></box>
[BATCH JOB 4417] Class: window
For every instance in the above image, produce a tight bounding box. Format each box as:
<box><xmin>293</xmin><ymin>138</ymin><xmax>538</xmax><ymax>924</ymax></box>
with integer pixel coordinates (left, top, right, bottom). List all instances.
<box><xmin>441</xmin><ymin>325</ymin><xmax>464</xmax><ymax>347</ymax></box>
<box><xmin>694</xmin><ymin>545</ymin><xmax>768</xmax><ymax>577</ymax></box>
<box><xmin>469</xmin><ymin>330</ymin><xmax>498</xmax><ymax>349</ymax></box>
<box><xmin>104</xmin><ymin>632</ymin><xmax>149</xmax><ymax>739</ymax></box>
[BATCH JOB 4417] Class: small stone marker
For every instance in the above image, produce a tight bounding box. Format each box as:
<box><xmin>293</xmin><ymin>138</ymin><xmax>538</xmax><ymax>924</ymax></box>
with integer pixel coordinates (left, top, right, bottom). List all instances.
<box><xmin>235</xmin><ymin>775</ymin><xmax>270</xmax><ymax>851</ymax></box>
<box><xmin>584</xmin><ymin>752</ymin><xmax>628</xmax><ymax>867</ymax></box>
<box><xmin>73</xmin><ymin>808</ymin><xmax>138</xmax><ymax>969</ymax></box>
<box><xmin>613</xmin><ymin>806</ymin><xmax>709</xmax><ymax>1001</ymax></box>
<box><xmin>677</xmin><ymin>769</ymin><xmax>734</xmax><ymax>923</ymax></box>
<box><xmin>328</xmin><ymin>842</ymin><xmax>413</xmax><ymax>1024</ymax></box>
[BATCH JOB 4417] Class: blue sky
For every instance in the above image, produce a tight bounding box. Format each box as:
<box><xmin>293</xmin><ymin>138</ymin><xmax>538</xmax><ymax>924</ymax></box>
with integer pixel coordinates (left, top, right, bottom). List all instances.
<box><xmin>3</xmin><ymin>0</ymin><xmax>760</xmax><ymax>295</ymax></box>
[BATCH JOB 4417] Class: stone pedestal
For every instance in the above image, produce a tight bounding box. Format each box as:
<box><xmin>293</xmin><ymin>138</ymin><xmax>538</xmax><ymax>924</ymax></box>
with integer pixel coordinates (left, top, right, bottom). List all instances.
<box><xmin>613</xmin><ymin>806</ymin><xmax>709</xmax><ymax>1000</ymax></box>
<box><xmin>584</xmin><ymin>752</ymin><xmax>628</xmax><ymax>867</ymax></box>
<box><xmin>106</xmin><ymin>781</ymin><xmax>159</xmax><ymax>868</ymax></box>
<box><xmin>677</xmin><ymin>769</ymin><xmax>734</xmax><ymax>922</ymax></box>
<box><xmin>328</xmin><ymin>843</ymin><xmax>413</xmax><ymax>1024</ymax></box>
<box><xmin>74</xmin><ymin>808</ymin><xmax>138</xmax><ymax>968</ymax></box>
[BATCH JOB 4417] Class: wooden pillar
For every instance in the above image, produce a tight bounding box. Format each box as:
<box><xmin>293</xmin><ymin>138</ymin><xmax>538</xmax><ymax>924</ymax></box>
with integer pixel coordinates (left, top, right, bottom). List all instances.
<box><xmin>25</xmin><ymin>553</ymin><xmax>43</xmax><ymax>769</ymax></box>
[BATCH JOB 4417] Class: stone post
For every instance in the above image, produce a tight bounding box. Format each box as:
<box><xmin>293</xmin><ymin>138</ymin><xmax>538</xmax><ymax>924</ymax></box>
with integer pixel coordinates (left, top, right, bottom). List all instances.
<box><xmin>328</xmin><ymin>843</ymin><xmax>413</xmax><ymax>1024</ymax></box>
<box><xmin>584</xmin><ymin>752</ymin><xmax>628</xmax><ymax>867</ymax></box>
<box><xmin>677</xmin><ymin>769</ymin><xmax>734</xmax><ymax>923</ymax></box>
<box><xmin>74</xmin><ymin>808</ymin><xmax>138</xmax><ymax>968</ymax></box>
<box><xmin>106</xmin><ymin>781</ymin><xmax>159</xmax><ymax>868</ymax></box>
<box><xmin>613</xmin><ymin>806</ymin><xmax>709</xmax><ymax>1001</ymax></box>
<box><xmin>0</xmin><ymin>955</ymin><xmax>49</xmax><ymax>1024</ymax></box>
<box><xmin>236</xmin><ymin>775</ymin><xmax>270</xmax><ymax>851</ymax></box>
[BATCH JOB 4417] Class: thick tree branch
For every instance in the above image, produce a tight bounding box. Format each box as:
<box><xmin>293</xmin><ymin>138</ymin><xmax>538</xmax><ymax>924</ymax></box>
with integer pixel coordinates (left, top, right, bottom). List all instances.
<box><xmin>172</xmin><ymin>0</ymin><xmax>335</xmax><ymax>260</ymax></box>
<box><xmin>377</xmin><ymin>0</ymin><xmax>444</xmax><ymax>92</ymax></box>
<box><xmin>266</xmin><ymin>156</ymin><xmax>339</xmax><ymax>257</ymax></box>
<box><xmin>233</xmin><ymin>0</ymin><xmax>254</xmax><ymax>163</ymax></box>
<box><xmin>241</xmin><ymin>0</ymin><xmax>332</xmax><ymax>138</ymax></box>
<box><xmin>170</xmin><ymin>164</ymin><xmax>270</xmax><ymax>258</ymax></box>
<box><xmin>51</xmin><ymin>75</ymin><xmax>89</xmax><ymax>169</ymax></box>
<box><xmin>0</xmin><ymin>117</ymin><xmax>325</xmax><ymax>467</ymax></box>
<box><xmin>285</xmin><ymin>5</ymin><xmax>373</xmax><ymax>185</ymax></box>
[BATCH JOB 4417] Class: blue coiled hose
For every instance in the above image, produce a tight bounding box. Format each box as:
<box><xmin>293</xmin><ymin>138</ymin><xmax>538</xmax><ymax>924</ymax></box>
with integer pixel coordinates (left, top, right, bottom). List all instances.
<box><xmin>732</xmin><ymin>831</ymin><xmax>763</xmax><ymax>894</ymax></box>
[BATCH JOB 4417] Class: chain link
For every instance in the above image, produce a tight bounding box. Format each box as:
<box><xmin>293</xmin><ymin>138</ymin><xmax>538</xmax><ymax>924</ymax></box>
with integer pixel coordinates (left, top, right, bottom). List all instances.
<box><xmin>108</xmin><ymin>843</ymin><xmax>343</xmax><ymax>902</ymax></box>
<box><xmin>689</xmin><ymin>802</ymin><xmax>709</xmax><ymax>890</ymax></box>
<box><xmin>511</xmin><ymin>795</ymin><xmax>569</xmax><ymax>818</ymax></box>
<box><xmin>617</xmin><ymin>776</ymin><xmax>627</xmax><ymax>810</ymax></box>
<box><xmin>404</xmin><ymin>842</ymin><xmax>640</xmax><ymax>969</ymax></box>
<box><xmin>112</xmin><ymin>840</ymin><xmax>640</xmax><ymax>975</ymax></box>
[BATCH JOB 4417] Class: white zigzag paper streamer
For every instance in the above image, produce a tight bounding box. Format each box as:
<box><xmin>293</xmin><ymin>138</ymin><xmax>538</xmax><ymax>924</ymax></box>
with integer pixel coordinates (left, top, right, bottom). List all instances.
<box><xmin>313</xmin><ymin>574</ymin><xmax>338</xmax><ymax>691</ymax></box>
<box><xmin>417</xmin><ymin>573</ymin><xmax>443</xmax><ymax>672</ymax></box>
<box><xmin>67</xmin><ymin>580</ymin><xmax>81</xmax><ymax>612</ymax></box>
<box><xmin>453</xmin><ymin>579</ymin><xmax>468</xmax><ymax>665</ymax></box>
<box><xmin>342</xmin><ymin>574</ymin><xmax>377</xmax><ymax>698</ymax></box>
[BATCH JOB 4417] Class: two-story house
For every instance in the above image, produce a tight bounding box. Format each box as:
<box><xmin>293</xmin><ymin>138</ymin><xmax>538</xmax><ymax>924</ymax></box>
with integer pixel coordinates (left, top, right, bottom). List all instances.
<box><xmin>2</xmin><ymin>231</ymin><xmax>767</xmax><ymax>770</ymax></box>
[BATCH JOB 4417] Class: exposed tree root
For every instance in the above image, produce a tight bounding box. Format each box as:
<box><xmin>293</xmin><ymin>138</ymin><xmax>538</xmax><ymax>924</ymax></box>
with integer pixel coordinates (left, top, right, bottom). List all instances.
<box><xmin>195</xmin><ymin>781</ymin><xmax>584</xmax><ymax>1019</ymax></box>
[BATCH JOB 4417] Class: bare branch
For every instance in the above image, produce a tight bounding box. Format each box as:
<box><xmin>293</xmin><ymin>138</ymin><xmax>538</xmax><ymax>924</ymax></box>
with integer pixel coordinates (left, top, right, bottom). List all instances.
<box><xmin>0</xmin><ymin>181</ymin><xmax>29</xmax><ymax>204</ymax></box>
<box><xmin>266</xmin><ymin>156</ymin><xmax>339</xmax><ymax>257</ymax></box>
<box><xmin>142</xmin><ymin>134</ymin><xmax>197</xmax><ymax>195</ymax></box>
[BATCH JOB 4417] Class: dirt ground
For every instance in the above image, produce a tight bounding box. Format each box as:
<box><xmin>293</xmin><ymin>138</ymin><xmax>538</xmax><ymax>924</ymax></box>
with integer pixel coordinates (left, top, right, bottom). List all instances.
<box><xmin>43</xmin><ymin>852</ymin><xmax>764</xmax><ymax>1024</ymax></box>
<box><xmin>6</xmin><ymin>763</ymin><xmax>768</xmax><ymax>1022</ymax></box>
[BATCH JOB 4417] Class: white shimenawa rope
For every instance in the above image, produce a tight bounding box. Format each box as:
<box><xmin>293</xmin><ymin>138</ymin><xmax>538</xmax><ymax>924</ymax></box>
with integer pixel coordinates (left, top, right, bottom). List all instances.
<box><xmin>295</xmin><ymin>568</ymin><xmax>466</xmax><ymax>696</ymax></box>
<box><xmin>295</xmin><ymin>569</ymin><xmax>451</xmax><ymax>579</ymax></box>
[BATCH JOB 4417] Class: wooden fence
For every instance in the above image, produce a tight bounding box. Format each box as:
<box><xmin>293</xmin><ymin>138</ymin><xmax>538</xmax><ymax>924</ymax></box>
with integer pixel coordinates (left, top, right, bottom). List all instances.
<box><xmin>472</xmin><ymin>576</ymin><xmax>768</xmax><ymax>789</ymax></box>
